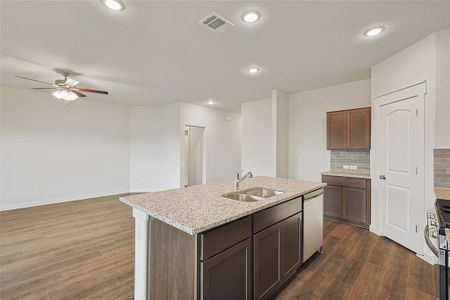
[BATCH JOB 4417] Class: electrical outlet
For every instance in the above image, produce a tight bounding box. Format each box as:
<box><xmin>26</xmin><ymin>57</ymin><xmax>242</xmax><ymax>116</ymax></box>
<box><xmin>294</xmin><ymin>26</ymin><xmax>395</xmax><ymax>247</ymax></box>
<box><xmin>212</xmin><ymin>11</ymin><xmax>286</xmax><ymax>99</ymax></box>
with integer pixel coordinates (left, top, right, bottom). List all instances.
<box><xmin>350</xmin><ymin>165</ymin><xmax>358</xmax><ymax>170</ymax></box>
<box><xmin>343</xmin><ymin>165</ymin><xmax>350</xmax><ymax>170</ymax></box>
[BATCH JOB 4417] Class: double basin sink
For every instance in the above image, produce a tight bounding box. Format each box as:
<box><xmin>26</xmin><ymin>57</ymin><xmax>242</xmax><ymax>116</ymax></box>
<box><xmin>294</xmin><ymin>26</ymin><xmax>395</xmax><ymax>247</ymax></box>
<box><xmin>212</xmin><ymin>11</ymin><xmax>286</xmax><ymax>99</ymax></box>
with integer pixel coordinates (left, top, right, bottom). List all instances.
<box><xmin>222</xmin><ymin>187</ymin><xmax>285</xmax><ymax>202</ymax></box>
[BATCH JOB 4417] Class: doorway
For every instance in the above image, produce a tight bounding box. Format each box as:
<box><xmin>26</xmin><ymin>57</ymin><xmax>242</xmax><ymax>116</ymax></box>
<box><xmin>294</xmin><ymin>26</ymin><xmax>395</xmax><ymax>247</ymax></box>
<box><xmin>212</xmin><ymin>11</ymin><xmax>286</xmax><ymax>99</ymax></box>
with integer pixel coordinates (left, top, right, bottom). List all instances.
<box><xmin>184</xmin><ymin>125</ymin><xmax>205</xmax><ymax>187</ymax></box>
<box><xmin>373</xmin><ymin>83</ymin><xmax>425</xmax><ymax>253</ymax></box>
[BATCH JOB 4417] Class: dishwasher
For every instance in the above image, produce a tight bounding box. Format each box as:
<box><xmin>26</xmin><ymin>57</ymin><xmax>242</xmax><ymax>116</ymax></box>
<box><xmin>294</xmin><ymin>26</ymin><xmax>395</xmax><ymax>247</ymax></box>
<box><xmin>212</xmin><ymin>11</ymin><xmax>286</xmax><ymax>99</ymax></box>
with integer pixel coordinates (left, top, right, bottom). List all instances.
<box><xmin>303</xmin><ymin>188</ymin><xmax>324</xmax><ymax>262</ymax></box>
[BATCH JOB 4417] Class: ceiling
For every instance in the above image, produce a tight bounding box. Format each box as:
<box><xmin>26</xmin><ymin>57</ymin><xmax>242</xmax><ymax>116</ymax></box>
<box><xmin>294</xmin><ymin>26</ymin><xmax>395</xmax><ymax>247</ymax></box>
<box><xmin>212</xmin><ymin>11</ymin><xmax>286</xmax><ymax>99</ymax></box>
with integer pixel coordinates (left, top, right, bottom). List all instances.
<box><xmin>1</xmin><ymin>1</ymin><xmax>449</xmax><ymax>112</ymax></box>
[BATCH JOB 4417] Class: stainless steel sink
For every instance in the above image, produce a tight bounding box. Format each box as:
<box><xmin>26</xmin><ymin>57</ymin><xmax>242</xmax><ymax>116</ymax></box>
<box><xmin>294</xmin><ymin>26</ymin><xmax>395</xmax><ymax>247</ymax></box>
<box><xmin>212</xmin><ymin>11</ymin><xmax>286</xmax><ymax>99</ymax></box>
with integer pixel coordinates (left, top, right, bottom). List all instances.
<box><xmin>222</xmin><ymin>187</ymin><xmax>284</xmax><ymax>202</ymax></box>
<box><xmin>241</xmin><ymin>187</ymin><xmax>284</xmax><ymax>198</ymax></box>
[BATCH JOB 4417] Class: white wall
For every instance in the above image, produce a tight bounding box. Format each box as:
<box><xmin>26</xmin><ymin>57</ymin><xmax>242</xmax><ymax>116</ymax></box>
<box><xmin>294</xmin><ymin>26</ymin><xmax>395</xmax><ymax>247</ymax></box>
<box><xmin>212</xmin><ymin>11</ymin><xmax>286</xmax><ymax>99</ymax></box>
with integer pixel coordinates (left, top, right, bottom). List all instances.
<box><xmin>180</xmin><ymin>103</ymin><xmax>241</xmax><ymax>184</ymax></box>
<box><xmin>370</xmin><ymin>31</ymin><xmax>450</xmax><ymax>262</ymax></box>
<box><xmin>435</xmin><ymin>29</ymin><xmax>450</xmax><ymax>147</ymax></box>
<box><xmin>273</xmin><ymin>90</ymin><xmax>289</xmax><ymax>178</ymax></box>
<box><xmin>241</xmin><ymin>97</ymin><xmax>274</xmax><ymax>176</ymax></box>
<box><xmin>1</xmin><ymin>86</ymin><xmax>130</xmax><ymax>210</ymax></box>
<box><xmin>288</xmin><ymin>79</ymin><xmax>371</xmax><ymax>182</ymax></box>
<box><xmin>129</xmin><ymin>103</ymin><xmax>180</xmax><ymax>192</ymax></box>
<box><xmin>371</xmin><ymin>33</ymin><xmax>438</xmax><ymax>215</ymax></box>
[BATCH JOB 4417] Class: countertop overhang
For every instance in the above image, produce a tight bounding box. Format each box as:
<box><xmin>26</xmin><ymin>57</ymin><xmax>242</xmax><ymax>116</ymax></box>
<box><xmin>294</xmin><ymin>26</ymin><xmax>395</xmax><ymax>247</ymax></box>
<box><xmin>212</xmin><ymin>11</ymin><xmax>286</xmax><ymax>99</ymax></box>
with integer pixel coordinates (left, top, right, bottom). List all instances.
<box><xmin>322</xmin><ymin>171</ymin><xmax>371</xmax><ymax>180</ymax></box>
<box><xmin>120</xmin><ymin>176</ymin><xmax>326</xmax><ymax>235</ymax></box>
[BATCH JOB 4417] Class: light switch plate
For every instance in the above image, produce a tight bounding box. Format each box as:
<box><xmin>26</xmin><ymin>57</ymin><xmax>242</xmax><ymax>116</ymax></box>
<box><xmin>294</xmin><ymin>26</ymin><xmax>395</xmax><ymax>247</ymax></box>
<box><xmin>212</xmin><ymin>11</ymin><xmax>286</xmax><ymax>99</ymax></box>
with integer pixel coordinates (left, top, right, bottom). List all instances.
<box><xmin>350</xmin><ymin>165</ymin><xmax>358</xmax><ymax>170</ymax></box>
<box><xmin>343</xmin><ymin>165</ymin><xmax>350</xmax><ymax>170</ymax></box>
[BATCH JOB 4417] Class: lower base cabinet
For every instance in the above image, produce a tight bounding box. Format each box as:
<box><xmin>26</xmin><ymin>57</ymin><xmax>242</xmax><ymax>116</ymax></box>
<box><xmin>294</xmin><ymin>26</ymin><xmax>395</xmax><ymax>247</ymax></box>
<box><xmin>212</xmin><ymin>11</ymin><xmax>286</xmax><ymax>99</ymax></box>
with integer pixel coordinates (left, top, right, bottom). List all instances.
<box><xmin>201</xmin><ymin>238</ymin><xmax>251</xmax><ymax>300</ymax></box>
<box><xmin>322</xmin><ymin>175</ymin><xmax>371</xmax><ymax>228</ymax></box>
<box><xmin>199</xmin><ymin>197</ymin><xmax>304</xmax><ymax>300</ymax></box>
<box><xmin>254</xmin><ymin>213</ymin><xmax>302</xmax><ymax>299</ymax></box>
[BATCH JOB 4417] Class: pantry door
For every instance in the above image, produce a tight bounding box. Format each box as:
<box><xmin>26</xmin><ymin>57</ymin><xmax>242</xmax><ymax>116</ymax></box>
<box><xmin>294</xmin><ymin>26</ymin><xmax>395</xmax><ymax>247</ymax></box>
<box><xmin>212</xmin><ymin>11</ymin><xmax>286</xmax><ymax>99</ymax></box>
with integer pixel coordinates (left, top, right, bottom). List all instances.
<box><xmin>375</xmin><ymin>83</ymin><xmax>425</xmax><ymax>253</ymax></box>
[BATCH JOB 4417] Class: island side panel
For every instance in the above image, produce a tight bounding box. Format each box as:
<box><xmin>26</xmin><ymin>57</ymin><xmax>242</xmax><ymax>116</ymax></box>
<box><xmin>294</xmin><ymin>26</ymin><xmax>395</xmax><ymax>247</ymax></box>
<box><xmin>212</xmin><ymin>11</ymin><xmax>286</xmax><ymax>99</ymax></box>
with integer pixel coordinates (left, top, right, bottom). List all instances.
<box><xmin>133</xmin><ymin>208</ymin><xmax>150</xmax><ymax>300</ymax></box>
<box><xmin>149</xmin><ymin>218</ymin><xmax>197</xmax><ymax>299</ymax></box>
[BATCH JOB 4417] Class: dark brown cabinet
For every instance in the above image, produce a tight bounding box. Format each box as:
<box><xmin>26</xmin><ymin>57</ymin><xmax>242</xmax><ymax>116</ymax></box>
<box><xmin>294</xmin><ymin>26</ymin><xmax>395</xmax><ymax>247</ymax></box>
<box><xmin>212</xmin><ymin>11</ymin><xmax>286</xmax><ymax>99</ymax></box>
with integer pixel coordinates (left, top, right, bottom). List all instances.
<box><xmin>323</xmin><ymin>185</ymin><xmax>342</xmax><ymax>218</ymax></box>
<box><xmin>342</xmin><ymin>187</ymin><xmax>367</xmax><ymax>224</ymax></box>
<box><xmin>199</xmin><ymin>197</ymin><xmax>303</xmax><ymax>300</ymax></box>
<box><xmin>327</xmin><ymin>111</ymin><xmax>348</xmax><ymax>149</ymax></box>
<box><xmin>254</xmin><ymin>223</ymin><xmax>280</xmax><ymax>299</ymax></box>
<box><xmin>201</xmin><ymin>238</ymin><xmax>251</xmax><ymax>300</ymax></box>
<box><xmin>254</xmin><ymin>213</ymin><xmax>302</xmax><ymax>300</ymax></box>
<box><xmin>322</xmin><ymin>175</ymin><xmax>371</xmax><ymax>228</ymax></box>
<box><xmin>280</xmin><ymin>214</ymin><xmax>302</xmax><ymax>278</ymax></box>
<box><xmin>327</xmin><ymin>107</ymin><xmax>371</xmax><ymax>150</ymax></box>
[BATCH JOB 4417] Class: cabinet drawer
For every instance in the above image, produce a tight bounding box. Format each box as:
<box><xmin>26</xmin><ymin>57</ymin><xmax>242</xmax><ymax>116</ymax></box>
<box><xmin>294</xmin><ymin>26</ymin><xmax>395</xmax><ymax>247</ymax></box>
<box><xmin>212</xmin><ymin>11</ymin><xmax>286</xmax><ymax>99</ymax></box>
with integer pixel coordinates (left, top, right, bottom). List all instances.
<box><xmin>253</xmin><ymin>197</ymin><xmax>301</xmax><ymax>233</ymax></box>
<box><xmin>200</xmin><ymin>216</ymin><xmax>251</xmax><ymax>261</ymax></box>
<box><xmin>322</xmin><ymin>175</ymin><xmax>367</xmax><ymax>189</ymax></box>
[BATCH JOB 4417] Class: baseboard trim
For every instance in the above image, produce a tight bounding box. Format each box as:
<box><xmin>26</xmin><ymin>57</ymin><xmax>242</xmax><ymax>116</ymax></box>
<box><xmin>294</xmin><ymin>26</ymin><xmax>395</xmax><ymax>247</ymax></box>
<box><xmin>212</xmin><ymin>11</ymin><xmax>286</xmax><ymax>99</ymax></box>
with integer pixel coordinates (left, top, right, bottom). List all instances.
<box><xmin>417</xmin><ymin>251</ymin><xmax>438</xmax><ymax>265</ymax></box>
<box><xmin>369</xmin><ymin>224</ymin><xmax>382</xmax><ymax>236</ymax></box>
<box><xmin>0</xmin><ymin>190</ymin><xmax>130</xmax><ymax>211</ymax></box>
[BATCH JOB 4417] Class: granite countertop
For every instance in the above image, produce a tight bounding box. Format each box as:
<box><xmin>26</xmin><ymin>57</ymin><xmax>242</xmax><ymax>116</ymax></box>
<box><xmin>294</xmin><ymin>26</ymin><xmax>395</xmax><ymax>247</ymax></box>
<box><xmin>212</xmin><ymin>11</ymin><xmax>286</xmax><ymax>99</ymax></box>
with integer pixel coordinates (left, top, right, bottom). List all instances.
<box><xmin>322</xmin><ymin>170</ymin><xmax>371</xmax><ymax>180</ymax></box>
<box><xmin>120</xmin><ymin>176</ymin><xmax>326</xmax><ymax>235</ymax></box>
<box><xmin>435</xmin><ymin>188</ymin><xmax>450</xmax><ymax>201</ymax></box>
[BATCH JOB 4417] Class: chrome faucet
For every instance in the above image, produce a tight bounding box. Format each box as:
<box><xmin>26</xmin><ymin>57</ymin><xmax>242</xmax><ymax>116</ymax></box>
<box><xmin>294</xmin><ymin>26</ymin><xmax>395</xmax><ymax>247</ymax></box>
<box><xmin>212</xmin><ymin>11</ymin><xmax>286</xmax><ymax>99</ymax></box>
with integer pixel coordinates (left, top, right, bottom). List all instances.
<box><xmin>235</xmin><ymin>169</ymin><xmax>253</xmax><ymax>190</ymax></box>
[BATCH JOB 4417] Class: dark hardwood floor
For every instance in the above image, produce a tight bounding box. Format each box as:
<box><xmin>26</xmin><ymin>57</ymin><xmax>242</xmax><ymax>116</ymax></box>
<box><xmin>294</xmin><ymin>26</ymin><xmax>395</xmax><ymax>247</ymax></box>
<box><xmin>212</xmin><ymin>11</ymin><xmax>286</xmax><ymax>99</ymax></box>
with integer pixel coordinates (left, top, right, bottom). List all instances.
<box><xmin>0</xmin><ymin>195</ymin><xmax>438</xmax><ymax>299</ymax></box>
<box><xmin>277</xmin><ymin>221</ymin><xmax>439</xmax><ymax>300</ymax></box>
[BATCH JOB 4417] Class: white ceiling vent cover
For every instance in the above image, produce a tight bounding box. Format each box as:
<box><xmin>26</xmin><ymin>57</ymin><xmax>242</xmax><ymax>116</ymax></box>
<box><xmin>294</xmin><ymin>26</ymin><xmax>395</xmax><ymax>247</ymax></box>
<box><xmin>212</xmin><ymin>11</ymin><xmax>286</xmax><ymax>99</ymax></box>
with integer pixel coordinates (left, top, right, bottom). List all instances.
<box><xmin>199</xmin><ymin>13</ymin><xmax>233</xmax><ymax>32</ymax></box>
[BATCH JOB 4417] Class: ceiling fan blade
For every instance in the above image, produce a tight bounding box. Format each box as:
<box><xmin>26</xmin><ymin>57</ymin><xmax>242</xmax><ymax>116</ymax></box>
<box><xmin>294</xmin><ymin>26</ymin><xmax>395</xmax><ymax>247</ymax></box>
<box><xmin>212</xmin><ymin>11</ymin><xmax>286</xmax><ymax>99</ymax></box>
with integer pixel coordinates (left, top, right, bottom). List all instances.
<box><xmin>15</xmin><ymin>75</ymin><xmax>53</xmax><ymax>86</ymax></box>
<box><xmin>76</xmin><ymin>88</ymin><xmax>108</xmax><ymax>95</ymax></box>
<box><xmin>31</xmin><ymin>87</ymin><xmax>56</xmax><ymax>90</ymax></box>
<box><xmin>65</xmin><ymin>78</ymin><xmax>79</xmax><ymax>87</ymax></box>
<box><xmin>71</xmin><ymin>90</ymin><xmax>87</xmax><ymax>98</ymax></box>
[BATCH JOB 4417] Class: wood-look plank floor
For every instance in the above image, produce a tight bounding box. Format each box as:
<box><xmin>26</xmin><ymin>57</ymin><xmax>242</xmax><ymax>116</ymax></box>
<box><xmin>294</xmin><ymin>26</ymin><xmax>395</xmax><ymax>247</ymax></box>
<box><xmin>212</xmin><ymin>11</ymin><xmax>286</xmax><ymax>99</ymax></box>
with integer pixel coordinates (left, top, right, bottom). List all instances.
<box><xmin>1</xmin><ymin>195</ymin><xmax>439</xmax><ymax>299</ymax></box>
<box><xmin>277</xmin><ymin>220</ymin><xmax>439</xmax><ymax>300</ymax></box>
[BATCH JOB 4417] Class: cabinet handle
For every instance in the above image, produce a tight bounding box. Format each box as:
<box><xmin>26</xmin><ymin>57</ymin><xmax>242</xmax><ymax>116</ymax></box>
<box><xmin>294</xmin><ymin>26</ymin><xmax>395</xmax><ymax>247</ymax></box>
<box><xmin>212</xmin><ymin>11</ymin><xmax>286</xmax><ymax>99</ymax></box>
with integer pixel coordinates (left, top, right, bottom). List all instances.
<box><xmin>379</xmin><ymin>175</ymin><xmax>386</xmax><ymax>180</ymax></box>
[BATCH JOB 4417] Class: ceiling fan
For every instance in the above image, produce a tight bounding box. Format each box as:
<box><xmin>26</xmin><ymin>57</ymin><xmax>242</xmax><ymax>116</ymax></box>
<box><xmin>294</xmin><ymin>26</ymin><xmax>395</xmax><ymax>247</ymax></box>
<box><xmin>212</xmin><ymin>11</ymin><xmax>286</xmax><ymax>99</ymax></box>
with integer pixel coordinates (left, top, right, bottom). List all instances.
<box><xmin>15</xmin><ymin>73</ymin><xmax>109</xmax><ymax>101</ymax></box>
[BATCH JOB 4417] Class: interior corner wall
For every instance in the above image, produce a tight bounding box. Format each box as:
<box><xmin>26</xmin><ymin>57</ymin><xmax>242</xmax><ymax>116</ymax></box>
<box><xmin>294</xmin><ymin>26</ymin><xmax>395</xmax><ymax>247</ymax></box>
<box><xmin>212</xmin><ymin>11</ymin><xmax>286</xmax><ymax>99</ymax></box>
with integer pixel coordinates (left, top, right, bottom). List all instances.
<box><xmin>288</xmin><ymin>79</ymin><xmax>371</xmax><ymax>182</ymax></box>
<box><xmin>435</xmin><ymin>29</ymin><xmax>450</xmax><ymax>148</ymax></box>
<box><xmin>1</xmin><ymin>86</ymin><xmax>130</xmax><ymax>210</ymax></box>
<box><xmin>241</xmin><ymin>97</ymin><xmax>275</xmax><ymax>176</ymax></box>
<box><xmin>129</xmin><ymin>103</ymin><xmax>181</xmax><ymax>192</ymax></box>
<box><xmin>370</xmin><ymin>31</ymin><xmax>446</xmax><ymax>261</ymax></box>
<box><xmin>371</xmin><ymin>33</ymin><xmax>436</xmax><ymax>215</ymax></box>
<box><xmin>273</xmin><ymin>89</ymin><xmax>289</xmax><ymax>178</ymax></box>
<box><xmin>179</xmin><ymin>102</ymin><xmax>241</xmax><ymax>185</ymax></box>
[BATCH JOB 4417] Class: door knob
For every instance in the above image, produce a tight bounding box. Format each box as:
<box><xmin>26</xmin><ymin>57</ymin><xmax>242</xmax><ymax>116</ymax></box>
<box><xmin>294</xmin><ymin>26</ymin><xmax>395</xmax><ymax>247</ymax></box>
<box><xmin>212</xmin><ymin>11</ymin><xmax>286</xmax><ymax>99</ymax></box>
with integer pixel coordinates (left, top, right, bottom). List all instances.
<box><xmin>379</xmin><ymin>175</ymin><xmax>386</xmax><ymax>180</ymax></box>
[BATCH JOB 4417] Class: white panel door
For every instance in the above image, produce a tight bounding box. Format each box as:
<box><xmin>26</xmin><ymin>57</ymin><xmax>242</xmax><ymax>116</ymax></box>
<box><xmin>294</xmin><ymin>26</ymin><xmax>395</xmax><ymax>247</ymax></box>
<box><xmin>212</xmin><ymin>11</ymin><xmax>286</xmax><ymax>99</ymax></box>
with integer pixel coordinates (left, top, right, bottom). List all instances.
<box><xmin>379</xmin><ymin>84</ymin><xmax>424</xmax><ymax>253</ymax></box>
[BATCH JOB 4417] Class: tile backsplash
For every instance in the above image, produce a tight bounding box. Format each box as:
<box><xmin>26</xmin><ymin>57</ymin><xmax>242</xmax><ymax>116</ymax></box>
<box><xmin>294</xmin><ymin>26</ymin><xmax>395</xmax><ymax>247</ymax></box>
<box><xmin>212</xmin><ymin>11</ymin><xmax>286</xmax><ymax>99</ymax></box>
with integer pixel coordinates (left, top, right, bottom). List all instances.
<box><xmin>331</xmin><ymin>150</ymin><xmax>370</xmax><ymax>174</ymax></box>
<box><xmin>434</xmin><ymin>149</ymin><xmax>450</xmax><ymax>188</ymax></box>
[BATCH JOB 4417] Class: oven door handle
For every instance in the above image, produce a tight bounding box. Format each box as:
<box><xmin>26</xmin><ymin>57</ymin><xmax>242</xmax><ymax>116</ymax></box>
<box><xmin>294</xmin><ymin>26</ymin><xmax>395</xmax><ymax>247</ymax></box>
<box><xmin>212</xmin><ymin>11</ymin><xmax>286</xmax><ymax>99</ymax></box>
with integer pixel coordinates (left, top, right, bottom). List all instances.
<box><xmin>424</xmin><ymin>225</ymin><xmax>439</xmax><ymax>257</ymax></box>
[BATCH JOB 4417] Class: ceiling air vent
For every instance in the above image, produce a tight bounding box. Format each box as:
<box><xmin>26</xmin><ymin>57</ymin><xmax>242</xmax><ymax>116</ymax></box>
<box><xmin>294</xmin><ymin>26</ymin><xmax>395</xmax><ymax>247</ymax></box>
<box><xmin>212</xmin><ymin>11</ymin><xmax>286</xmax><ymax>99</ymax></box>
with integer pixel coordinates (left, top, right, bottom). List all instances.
<box><xmin>199</xmin><ymin>13</ymin><xmax>233</xmax><ymax>32</ymax></box>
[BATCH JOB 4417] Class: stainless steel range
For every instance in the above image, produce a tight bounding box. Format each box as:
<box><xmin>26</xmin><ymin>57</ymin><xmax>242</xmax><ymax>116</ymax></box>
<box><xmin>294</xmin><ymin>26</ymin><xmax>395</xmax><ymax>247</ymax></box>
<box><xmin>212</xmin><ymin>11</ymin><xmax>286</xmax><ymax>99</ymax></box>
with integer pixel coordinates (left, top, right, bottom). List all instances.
<box><xmin>426</xmin><ymin>200</ymin><xmax>450</xmax><ymax>300</ymax></box>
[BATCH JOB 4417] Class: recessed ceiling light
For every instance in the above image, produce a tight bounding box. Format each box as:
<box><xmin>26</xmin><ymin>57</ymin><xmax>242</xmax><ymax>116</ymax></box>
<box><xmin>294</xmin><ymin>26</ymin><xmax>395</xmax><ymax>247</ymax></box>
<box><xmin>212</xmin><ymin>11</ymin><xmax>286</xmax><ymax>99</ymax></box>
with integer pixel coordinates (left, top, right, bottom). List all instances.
<box><xmin>101</xmin><ymin>0</ymin><xmax>125</xmax><ymax>11</ymax></box>
<box><xmin>207</xmin><ymin>99</ymin><xmax>214</xmax><ymax>105</ymax></box>
<box><xmin>247</xmin><ymin>66</ymin><xmax>260</xmax><ymax>74</ymax></box>
<box><xmin>241</xmin><ymin>10</ymin><xmax>261</xmax><ymax>23</ymax></box>
<box><xmin>364</xmin><ymin>26</ymin><xmax>385</xmax><ymax>37</ymax></box>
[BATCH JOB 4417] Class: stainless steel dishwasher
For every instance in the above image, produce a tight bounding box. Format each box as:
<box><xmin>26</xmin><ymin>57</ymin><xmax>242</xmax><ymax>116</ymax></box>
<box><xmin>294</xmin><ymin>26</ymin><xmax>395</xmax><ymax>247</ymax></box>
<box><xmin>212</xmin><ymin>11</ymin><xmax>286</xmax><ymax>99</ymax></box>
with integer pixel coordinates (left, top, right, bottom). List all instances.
<box><xmin>303</xmin><ymin>188</ymin><xmax>324</xmax><ymax>262</ymax></box>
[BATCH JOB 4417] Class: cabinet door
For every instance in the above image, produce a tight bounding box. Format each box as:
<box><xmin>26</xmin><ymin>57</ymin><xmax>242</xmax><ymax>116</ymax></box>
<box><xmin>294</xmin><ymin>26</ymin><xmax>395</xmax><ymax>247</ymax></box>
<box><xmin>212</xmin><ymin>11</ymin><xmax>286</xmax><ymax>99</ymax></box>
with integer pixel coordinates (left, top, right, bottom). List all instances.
<box><xmin>324</xmin><ymin>185</ymin><xmax>343</xmax><ymax>218</ymax></box>
<box><xmin>201</xmin><ymin>238</ymin><xmax>251</xmax><ymax>300</ymax></box>
<box><xmin>327</xmin><ymin>111</ymin><xmax>348</xmax><ymax>149</ymax></box>
<box><xmin>349</xmin><ymin>108</ymin><xmax>371</xmax><ymax>149</ymax></box>
<box><xmin>342</xmin><ymin>187</ymin><xmax>367</xmax><ymax>224</ymax></box>
<box><xmin>254</xmin><ymin>223</ymin><xmax>281</xmax><ymax>299</ymax></box>
<box><xmin>280</xmin><ymin>213</ymin><xmax>302</xmax><ymax>278</ymax></box>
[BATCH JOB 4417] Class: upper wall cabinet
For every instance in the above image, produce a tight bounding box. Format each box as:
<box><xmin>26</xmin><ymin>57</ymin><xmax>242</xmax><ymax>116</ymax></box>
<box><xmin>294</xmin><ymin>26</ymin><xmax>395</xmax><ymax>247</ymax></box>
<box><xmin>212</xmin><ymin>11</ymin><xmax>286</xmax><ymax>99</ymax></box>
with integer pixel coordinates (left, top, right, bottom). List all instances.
<box><xmin>327</xmin><ymin>107</ymin><xmax>371</xmax><ymax>150</ymax></box>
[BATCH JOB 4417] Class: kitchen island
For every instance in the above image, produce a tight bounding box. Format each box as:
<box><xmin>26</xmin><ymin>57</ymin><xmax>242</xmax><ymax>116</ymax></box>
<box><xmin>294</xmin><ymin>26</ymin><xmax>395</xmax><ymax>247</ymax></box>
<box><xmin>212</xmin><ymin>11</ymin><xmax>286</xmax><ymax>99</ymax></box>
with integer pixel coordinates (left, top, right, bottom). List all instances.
<box><xmin>121</xmin><ymin>176</ymin><xmax>325</xmax><ymax>300</ymax></box>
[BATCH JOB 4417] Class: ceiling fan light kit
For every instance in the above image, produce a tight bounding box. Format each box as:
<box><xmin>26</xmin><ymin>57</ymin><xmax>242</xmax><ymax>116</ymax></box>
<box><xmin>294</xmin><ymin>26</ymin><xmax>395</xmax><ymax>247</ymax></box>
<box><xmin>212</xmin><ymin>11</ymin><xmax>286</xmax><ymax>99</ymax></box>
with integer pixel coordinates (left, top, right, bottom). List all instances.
<box><xmin>52</xmin><ymin>90</ymin><xmax>79</xmax><ymax>101</ymax></box>
<box><xmin>15</xmin><ymin>74</ymin><xmax>109</xmax><ymax>103</ymax></box>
